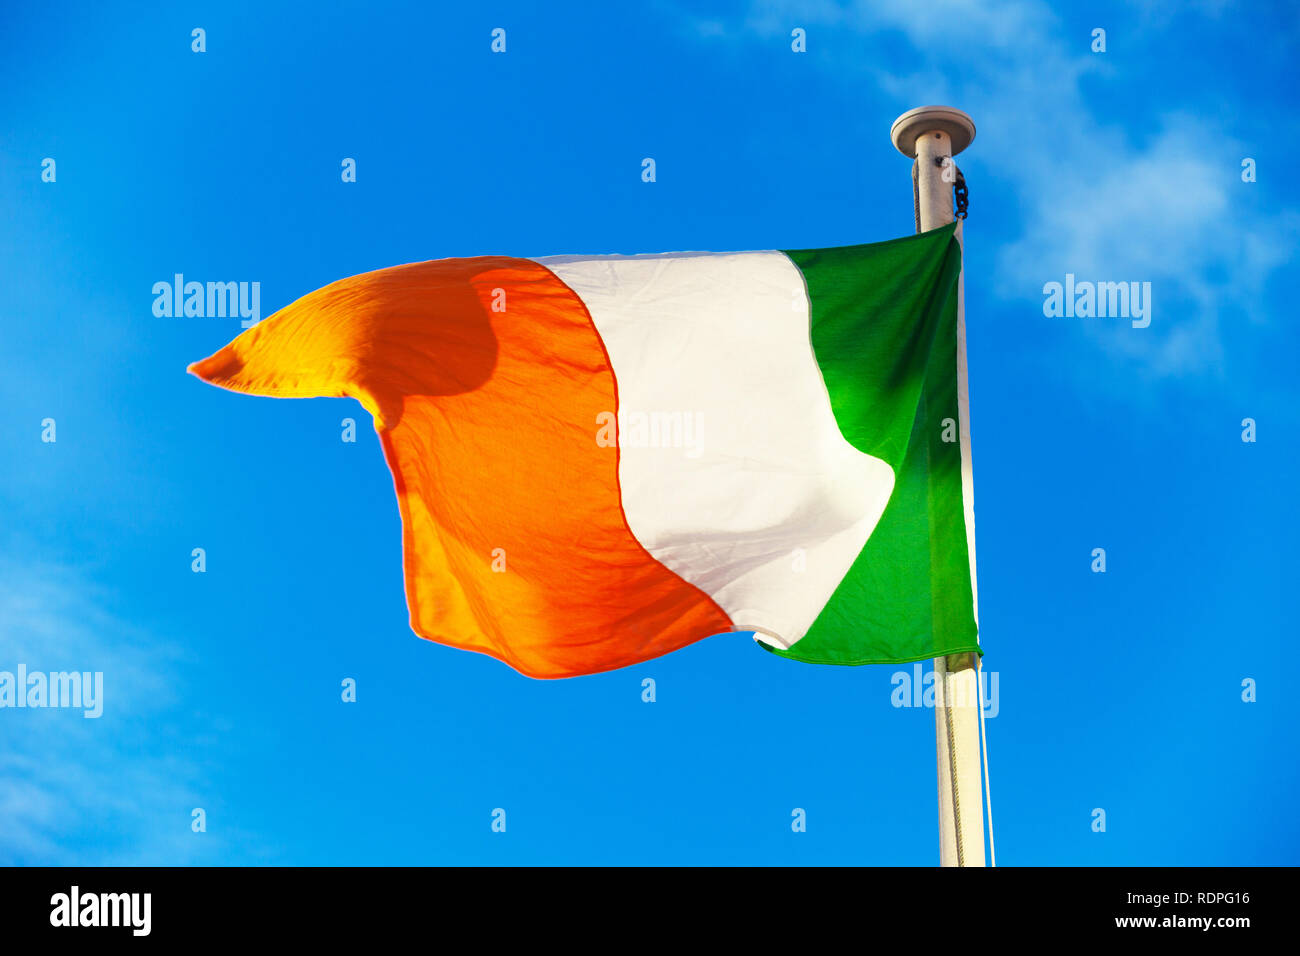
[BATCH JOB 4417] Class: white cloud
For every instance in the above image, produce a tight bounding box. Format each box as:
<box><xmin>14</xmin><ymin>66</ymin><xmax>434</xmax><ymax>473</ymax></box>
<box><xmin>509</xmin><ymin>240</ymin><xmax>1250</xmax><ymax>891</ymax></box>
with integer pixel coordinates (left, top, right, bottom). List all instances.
<box><xmin>705</xmin><ymin>0</ymin><xmax>1296</xmax><ymax>374</ymax></box>
<box><xmin>0</xmin><ymin>562</ymin><xmax>221</xmax><ymax>864</ymax></box>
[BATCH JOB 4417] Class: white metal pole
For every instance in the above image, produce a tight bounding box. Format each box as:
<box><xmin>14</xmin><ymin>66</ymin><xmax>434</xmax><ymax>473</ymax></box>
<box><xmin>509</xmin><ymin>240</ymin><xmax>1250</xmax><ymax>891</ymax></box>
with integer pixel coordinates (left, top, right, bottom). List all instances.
<box><xmin>890</xmin><ymin>106</ymin><xmax>985</xmax><ymax>867</ymax></box>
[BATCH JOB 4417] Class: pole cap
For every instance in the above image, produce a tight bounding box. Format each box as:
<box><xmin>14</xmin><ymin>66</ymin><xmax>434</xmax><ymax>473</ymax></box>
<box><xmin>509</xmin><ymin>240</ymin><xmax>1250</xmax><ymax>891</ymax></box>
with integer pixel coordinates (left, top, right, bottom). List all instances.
<box><xmin>891</xmin><ymin>106</ymin><xmax>976</xmax><ymax>158</ymax></box>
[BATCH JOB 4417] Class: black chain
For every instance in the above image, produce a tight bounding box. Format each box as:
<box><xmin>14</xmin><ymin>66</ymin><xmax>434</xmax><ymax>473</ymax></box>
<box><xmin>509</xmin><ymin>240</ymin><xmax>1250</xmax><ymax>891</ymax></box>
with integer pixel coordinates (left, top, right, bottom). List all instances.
<box><xmin>953</xmin><ymin>165</ymin><xmax>969</xmax><ymax>220</ymax></box>
<box><xmin>932</xmin><ymin>156</ymin><xmax>970</xmax><ymax>221</ymax></box>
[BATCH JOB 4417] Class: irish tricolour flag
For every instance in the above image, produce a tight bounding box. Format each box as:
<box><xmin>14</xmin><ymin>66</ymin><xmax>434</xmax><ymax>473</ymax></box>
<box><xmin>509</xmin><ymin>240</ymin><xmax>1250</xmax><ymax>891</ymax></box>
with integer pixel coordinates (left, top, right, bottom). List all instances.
<box><xmin>190</xmin><ymin>222</ymin><xmax>979</xmax><ymax>678</ymax></box>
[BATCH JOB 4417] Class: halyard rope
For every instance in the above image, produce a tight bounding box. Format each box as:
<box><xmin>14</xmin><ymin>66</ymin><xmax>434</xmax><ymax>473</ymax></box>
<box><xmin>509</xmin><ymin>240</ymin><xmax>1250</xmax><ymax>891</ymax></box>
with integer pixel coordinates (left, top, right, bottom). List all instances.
<box><xmin>911</xmin><ymin>158</ymin><xmax>921</xmax><ymax>232</ymax></box>
<box><xmin>978</xmin><ymin>656</ymin><xmax>996</xmax><ymax>866</ymax></box>
<box><xmin>942</xmin><ymin>662</ymin><xmax>965</xmax><ymax>865</ymax></box>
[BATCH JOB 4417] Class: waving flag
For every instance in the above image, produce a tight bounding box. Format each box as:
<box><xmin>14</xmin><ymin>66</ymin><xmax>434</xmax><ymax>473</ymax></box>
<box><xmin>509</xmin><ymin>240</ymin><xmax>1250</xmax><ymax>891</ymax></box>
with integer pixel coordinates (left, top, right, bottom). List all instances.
<box><xmin>190</xmin><ymin>222</ymin><xmax>978</xmax><ymax>678</ymax></box>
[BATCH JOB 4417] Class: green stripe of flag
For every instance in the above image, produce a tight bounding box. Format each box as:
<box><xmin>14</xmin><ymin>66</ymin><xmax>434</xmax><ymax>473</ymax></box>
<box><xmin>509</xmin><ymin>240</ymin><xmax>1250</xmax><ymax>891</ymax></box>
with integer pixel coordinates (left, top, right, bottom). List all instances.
<box><xmin>770</xmin><ymin>222</ymin><xmax>979</xmax><ymax>665</ymax></box>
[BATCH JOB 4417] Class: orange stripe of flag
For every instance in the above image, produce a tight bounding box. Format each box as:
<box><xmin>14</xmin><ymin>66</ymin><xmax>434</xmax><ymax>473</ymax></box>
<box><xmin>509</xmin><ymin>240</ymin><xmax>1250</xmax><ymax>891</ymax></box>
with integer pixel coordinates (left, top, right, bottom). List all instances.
<box><xmin>189</xmin><ymin>256</ymin><xmax>733</xmax><ymax>677</ymax></box>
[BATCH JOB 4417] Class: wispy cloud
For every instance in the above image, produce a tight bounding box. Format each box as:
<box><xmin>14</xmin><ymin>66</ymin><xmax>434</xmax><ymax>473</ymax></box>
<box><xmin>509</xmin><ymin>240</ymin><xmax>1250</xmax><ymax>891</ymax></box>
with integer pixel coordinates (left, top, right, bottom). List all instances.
<box><xmin>0</xmin><ymin>562</ymin><xmax>221</xmax><ymax>864</ymax></box>
<box><xmin>689</xmin><ymin>0</ymin><xmax>1296</xmax><ymax>375</ymax></box>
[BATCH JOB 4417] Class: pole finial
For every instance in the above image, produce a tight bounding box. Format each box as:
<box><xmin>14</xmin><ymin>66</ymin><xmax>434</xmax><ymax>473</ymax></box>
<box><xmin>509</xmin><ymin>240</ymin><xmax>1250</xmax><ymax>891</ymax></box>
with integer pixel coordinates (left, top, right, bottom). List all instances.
<box><xmin>891</xmin><ymin>106</ymin><xmax>976</xmax><ymax>159</ymax></box>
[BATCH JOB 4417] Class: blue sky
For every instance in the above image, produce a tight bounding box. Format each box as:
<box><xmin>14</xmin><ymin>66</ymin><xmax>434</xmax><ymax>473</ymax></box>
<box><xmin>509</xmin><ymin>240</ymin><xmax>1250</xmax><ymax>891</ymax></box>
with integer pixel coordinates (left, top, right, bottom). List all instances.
<box><xmin>1</xmin><ymin>0</ymin><xmax>1297</xmax><ymax>865</ymax></box>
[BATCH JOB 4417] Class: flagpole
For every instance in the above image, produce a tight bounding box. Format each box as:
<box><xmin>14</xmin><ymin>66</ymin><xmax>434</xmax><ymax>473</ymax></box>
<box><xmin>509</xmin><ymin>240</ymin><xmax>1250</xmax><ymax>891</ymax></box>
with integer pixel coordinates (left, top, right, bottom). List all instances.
<box><xmin>890</xmin><ymin>106</ymin><xmax>986</xmax><ymax>867</ymax></box>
